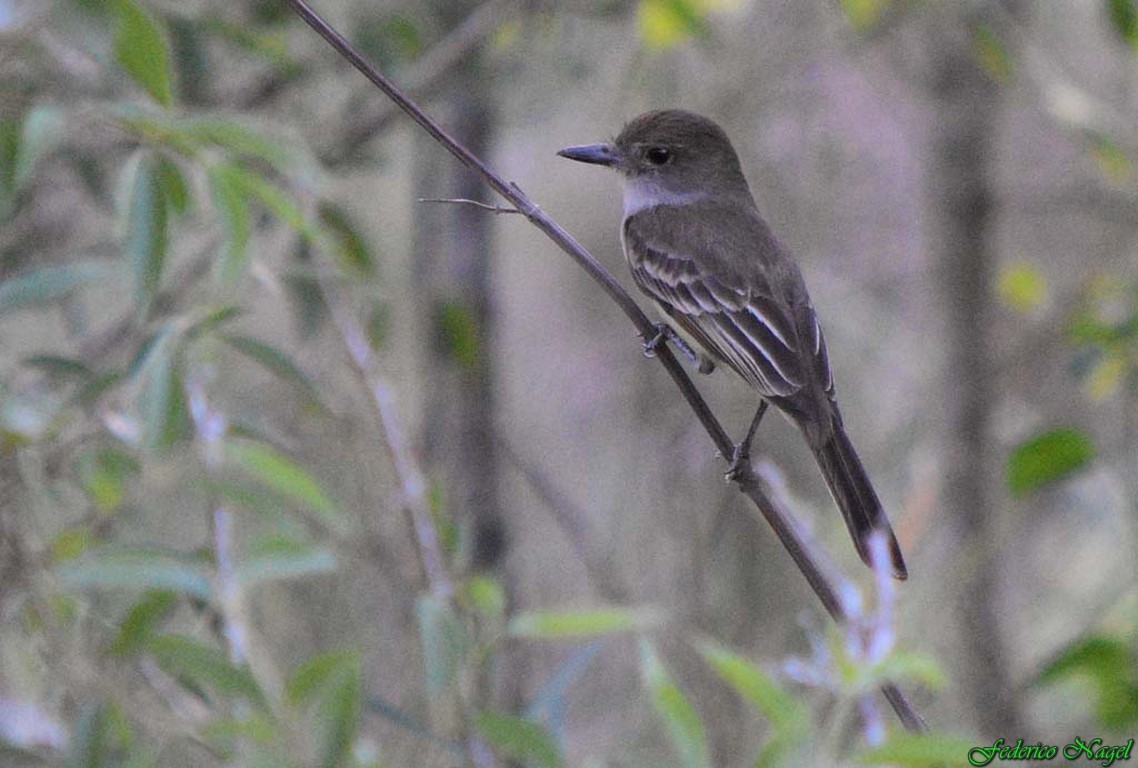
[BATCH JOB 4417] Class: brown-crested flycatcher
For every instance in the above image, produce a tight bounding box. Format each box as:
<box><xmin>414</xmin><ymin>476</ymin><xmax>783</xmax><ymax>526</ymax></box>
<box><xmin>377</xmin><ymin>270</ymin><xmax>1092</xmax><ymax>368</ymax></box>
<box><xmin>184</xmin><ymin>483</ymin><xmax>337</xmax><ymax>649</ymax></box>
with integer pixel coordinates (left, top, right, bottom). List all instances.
<box><xmin>558</xmin><ymin>109</ymin><xmax>907</xmax><ymax>579</ymax></box>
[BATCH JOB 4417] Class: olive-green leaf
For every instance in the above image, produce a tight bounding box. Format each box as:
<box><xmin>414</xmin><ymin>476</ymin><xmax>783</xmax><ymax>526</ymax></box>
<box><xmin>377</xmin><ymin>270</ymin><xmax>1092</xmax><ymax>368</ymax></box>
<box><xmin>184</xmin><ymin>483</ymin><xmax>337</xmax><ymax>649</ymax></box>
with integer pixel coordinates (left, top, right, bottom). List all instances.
<box><xmin>147</xmin><ymin>634</ymin><xmax>266</xmax><ymax>707</ymax></box>
<box><xmin>475</xmin><ymin>712</ymin><xmax>562</xmax><ymax>768</ymax></box>
<box><xmin>108</xmin><ymin>590</ymin><xmax>177</xmax><ymax>656</ymax></box>
<box><xmin>318</xmin><ymin>202</ymin><xmax>374</xmax><ymax>278</ymax></box>
<box><xmin>154</xmin><ymin>156</ymin><xmax>189</xmax><ymax>214</ymax></box>
<box><xmin>113</xmin><ymin>0</ymin><xmax>173</xmax><ymax>106</ymax></box>
<box><xmin>1005</xmin><ymin>427</ymin><xmax>1094</xmax><ymax>497</ymax></box>
<box><xmin>208</xmin><ymin>163</ymin><xmax>252</xmax><ymax>285</ymax></box>
<box><xmin>852</xmin><ymin>732</ymin><xmax>978</xmax><ymax>767</ymax></box>
<box><xmin>220</xmin><ymin>333</ymin><xmax>322</xmax><ymax>405</ymax></box>
<box><xmin>640</xmin><ymin>639</ymin><xmax>710</xmax><ymax>768</ymax></box>
<box><xmin>125</xmin><ymin>153</ymin><xmax>168</xmax><ymax>317</ymax></box>
<box><xmin>695</xmin><ymin>641</ymin><xmax>807</xmax><ymax>734</ymax></box>
<box><xmin>509</xmin><ymin>607</ymin><xmax>658</xmax><ymax>639</ymax></box>
<box><xmin>224</xmin><ymin>439</ymin><xmax>346</xmax><ymax>533</ymax></box>
<box><xmin>1108</xmin><ymin>0</ymin><xmax>1138</xmax><ymax>50</ymax></box>
<box><xmin>138</xmin><ymin>330</ymin><xmax>189</xmax><ymax>452</ymax></box>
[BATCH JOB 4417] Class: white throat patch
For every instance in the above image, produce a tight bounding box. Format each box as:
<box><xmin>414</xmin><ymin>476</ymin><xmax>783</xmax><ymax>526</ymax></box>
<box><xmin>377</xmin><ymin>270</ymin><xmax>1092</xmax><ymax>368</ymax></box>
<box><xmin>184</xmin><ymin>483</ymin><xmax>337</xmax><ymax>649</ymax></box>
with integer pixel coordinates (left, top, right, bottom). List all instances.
<box><xmin>622</xmin><ymin>177</ymin><xmax>707</xmax><ymax>217</ymax></box>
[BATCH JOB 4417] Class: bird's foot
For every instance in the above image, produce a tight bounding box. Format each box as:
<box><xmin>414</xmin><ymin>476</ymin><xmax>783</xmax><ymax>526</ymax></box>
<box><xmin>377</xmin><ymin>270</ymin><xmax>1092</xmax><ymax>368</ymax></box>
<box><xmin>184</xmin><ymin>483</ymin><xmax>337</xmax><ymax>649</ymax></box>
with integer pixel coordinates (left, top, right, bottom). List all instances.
<box><xmin>642</xmin><ymin>323</ymin><xmax>699</xmax><ymax>365</ymax></box>
<box><xmin>723</xmin><ymin>442</ymin><xmax>751</xmax><ymax>482</ymax></box>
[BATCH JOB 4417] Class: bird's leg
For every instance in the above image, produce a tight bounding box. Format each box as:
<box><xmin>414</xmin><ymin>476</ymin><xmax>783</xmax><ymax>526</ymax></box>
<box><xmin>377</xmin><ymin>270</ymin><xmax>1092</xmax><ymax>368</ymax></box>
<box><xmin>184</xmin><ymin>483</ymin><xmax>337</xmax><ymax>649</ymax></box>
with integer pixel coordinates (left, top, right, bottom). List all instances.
<box><xmin>725</xmin><ymin>401</ymin><xmax>769</xmax><ymax>481</ymax></box>
<box><xmin>642</xmin><ymin>323</ymin><xmax>699</xmax><ymax>366</ymax></box>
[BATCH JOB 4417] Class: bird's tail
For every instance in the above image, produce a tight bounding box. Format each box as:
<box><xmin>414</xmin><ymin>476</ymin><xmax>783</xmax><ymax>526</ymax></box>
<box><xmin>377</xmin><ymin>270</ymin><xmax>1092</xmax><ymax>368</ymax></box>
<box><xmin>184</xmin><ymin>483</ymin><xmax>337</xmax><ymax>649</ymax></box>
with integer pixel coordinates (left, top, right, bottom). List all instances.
<box><xmin>809</xmin><ymin>422</ymin><xmax>908</xmax><ymax>580</ymax></box>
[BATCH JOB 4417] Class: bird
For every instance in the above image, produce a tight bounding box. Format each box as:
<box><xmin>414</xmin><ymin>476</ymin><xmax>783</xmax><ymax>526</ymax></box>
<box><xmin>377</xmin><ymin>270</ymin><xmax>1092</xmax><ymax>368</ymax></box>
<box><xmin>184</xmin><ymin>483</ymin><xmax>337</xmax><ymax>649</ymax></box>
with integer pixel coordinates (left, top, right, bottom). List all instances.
<box><xmin>557</xmin><ymin>109</ymin><xmax>907</xmax><ymax>579</ymax></box>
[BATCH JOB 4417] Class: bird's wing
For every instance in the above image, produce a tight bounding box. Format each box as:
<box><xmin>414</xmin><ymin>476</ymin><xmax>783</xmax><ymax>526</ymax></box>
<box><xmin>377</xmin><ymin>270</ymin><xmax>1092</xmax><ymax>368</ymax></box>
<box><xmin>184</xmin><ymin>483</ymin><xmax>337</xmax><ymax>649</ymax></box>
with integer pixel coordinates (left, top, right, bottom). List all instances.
<box><xmin>623</xmin><ymin>206</ymin><xmax>833</xmax><ymax>401</ymax></box>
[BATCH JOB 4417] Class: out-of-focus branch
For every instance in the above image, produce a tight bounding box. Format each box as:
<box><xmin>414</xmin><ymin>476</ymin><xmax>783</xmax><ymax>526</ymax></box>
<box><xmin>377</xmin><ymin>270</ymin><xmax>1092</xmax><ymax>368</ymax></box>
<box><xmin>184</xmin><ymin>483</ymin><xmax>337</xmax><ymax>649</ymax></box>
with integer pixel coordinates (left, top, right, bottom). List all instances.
<box><xmin>321</xmin><ymin>0</ymin><xmax>514</xmax><ymax>167</ymax></box>
<box><xmin>317</xmin><ymin>274</ymin><xmax>453</xmax><ymax>600</ymax></box>
<box><xmin>284</xmin><ymin>0</ymin><xmax>926</xmax><ymax>733</ymax></box>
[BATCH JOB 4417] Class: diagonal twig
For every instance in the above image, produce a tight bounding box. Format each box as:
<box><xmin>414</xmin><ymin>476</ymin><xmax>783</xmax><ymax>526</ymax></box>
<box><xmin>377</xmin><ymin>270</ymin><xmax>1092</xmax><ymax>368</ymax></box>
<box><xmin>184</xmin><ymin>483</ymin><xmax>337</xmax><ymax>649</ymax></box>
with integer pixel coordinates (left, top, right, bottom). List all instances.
<box><xmin>284</xmin><ymin>0</ymin><xmax>926</xmax><ymax>733</ymax></box>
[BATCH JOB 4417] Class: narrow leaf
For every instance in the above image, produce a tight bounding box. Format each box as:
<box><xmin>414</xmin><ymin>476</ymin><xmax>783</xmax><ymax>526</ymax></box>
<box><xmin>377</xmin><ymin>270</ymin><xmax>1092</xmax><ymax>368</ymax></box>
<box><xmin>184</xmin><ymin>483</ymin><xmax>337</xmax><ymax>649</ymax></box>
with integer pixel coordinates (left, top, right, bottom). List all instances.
<box><xmin>475</xmin><ymin>712</ymin><xmax>562</xmax><ymax>768</ymax></box>
<box><xmin>235</xmin><ymin>547</ymin><xmax>336</xmax><ymax>589</ymax></box>
<box><xmin>221</xmin><ymin>334</ymin><xmax>322</xmax><ymax>405</ymax></box>
<box><xmin>15</xmin><ymin>105</ymin><xmax>66</xmax><ymax>192</ymax></box>
<box><xmin>696</xmin><ymin>642</ymin><xmax>806</xmax><ymax>732</ymax></box>
<box><xmin>318</xmin><ymin>203</ymin><xmax>374</xmax><ymax>277</ymax></box>
<box><xmin>287</xmin><ymin>649</ymin><xmax>359</xmax><ymax>705</ymax></box>
<box><xmin>179</xmin><ymin>117</ymin><xmax>292</xmax><ymax>171</ymax></box>
<box><xmin>148</xmin><ymin>634</ymin><xmax>266</xmax><ymax>707</ymax></box>
<box><xmin>0</xmin><ymin>261</ymin><xmax>112</xmax><ymax>316</ymax></box>
<box><xmin>154</xmin><ymin>156</ymin><xmax>189</xmax><ymax>214</ymax></box>
<box><xmin>315</xmin><ymin>655</ymin><xmax>361</xmax><ymax>768</ymax></box>
<box><xmin>113</xmin><ymin>0</ymin><xmax>172</xmax><ymax>105</ymax></box>
<box><xmin>139</xmin><ymin>330</ymin><xmax>189</xmax><ymax>452</ymax></box>
<box><xmin>125</xmin><ymin>153</ymin><xmax>168</xmax><ymax>316</ymax></box>
<box><xmin>852</xmin><ymin>732</ymin><xmax>978</xmax><ymax>766</ymax></box>
<box><xmin>108</xmin><ymin>590</ymin><xmax>177</xmax><ymax>656</ymax></box>
<box><xmin>509</xmin><ymin>607</ymin><xmax>657</xmax><ymax>639</ymax></box>
<box><xmin>225</xmin><ymin>440</ymin><xmax>346</xmax><ymax>533</ymax></box>
<box><xmin>417</xmin><ymin>594</ymin><xmax>469</xmax><ymax>696</ymax></box>
<box><xmin>58</xmin><ymin>547</ymin><xmax>211</xmax><ymax>599</ymax></box>
<box><xmin>1005</xmin><ymin>427</ymin><xmax>1094</xmax><ymax>497</ymax></box>
<box><xmin>208</xmin><ymin>163</ymin><xmax>252</xmax><ymax>285</ymax></box>
<box><xmin>640</xmin><ymin>640</ymin><xmax>710</xmax><ymax>768</ymax></box>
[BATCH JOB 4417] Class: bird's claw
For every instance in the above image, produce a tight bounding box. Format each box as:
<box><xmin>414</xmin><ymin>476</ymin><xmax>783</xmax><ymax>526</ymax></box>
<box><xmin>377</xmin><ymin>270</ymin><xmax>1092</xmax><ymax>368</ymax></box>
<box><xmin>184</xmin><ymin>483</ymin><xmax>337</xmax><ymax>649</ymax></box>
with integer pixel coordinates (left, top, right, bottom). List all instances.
<box><xmin>723</xmin><ymin>443</ymin><xmax>750</xmax><ymax>482</ymax></box>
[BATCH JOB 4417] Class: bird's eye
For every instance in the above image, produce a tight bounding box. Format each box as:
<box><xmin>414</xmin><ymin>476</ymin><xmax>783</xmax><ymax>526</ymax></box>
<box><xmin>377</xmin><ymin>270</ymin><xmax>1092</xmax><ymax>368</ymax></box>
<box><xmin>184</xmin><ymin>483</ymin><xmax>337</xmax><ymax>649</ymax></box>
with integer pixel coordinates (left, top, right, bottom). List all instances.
<box><xmin>645</xmin><ymin>147</ymin><xmax>673</xmax><ymax>166</ymax></box>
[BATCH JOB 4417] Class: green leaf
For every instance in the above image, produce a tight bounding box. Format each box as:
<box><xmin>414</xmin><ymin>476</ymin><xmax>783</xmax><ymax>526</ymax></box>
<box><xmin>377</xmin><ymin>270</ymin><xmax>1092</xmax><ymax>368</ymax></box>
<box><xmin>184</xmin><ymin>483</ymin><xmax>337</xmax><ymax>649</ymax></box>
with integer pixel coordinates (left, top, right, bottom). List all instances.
<box><xmin>154</xmin><ymin>156</ymin><xmax>189</xmax><ymax>214</ymax></box>
<box><xmin>853</xmin><ymin>732</ymin><xmax>977</xmax><ymax>766</ymax></box>
<box><xmin>640</xmin><ymin>640</ymin><xmax>710</xmax><ymax>768</ymax></box>
<box><xmin>1005</xmin><ymin>427</ymin><xmax>1095</xmax><ymax>497</ymax></box>
<box><xmin>997</xmin><ymin>262</ymin><xmax>1047</xmax><ymax>313</ymax></box>
<box><xmin>509</xmin><ymin>607</ymin><xmax>658</xmax><ymax>639</ymax></box>
<box><xmin>318</xmin><ymin>203</ymin><xmax>374</xmax><ymax>277</ymax></box>
<box><xmin>973</xmin><ymin>22</ymin><xmax>1012</xmax><ymax>83</ymax></box>
<box><xmin>0</xmin><ymin>261</ymin><xmax>112</xmax><ymax>316</ymax></box>
<box><xmin>315</xmin><ymin>654</ymin><xmax>362</xmax><ymax>768</ymax></box>
<box><xmin>417</xmin><ymin>594</ymin><xmax>469</xmax><ymax>696</ymax></box>
<box><xmin>224</xmin><ymin>440</ymin><xmax>346</xmax><ymax>533</ymax></box>
<box><xmin>464</xmin><ymin>574</ymin><xmax>506</xmax><ymax>618</ymax></box>
<box><xmin>1037</xmin><ymin>635</ymin><xmax>1138</xmax><ymax>730</ymax></box>
<box><xmin>113</xmin><ymin>0</ymin><xmax>173</xmax><ymax>106</ymax></box>
<box><xmin>138</xmin><ymin>329</ymin><xmax>189</xmax><ymax>452</ymax></box>
<box><xmin>22</xmin><ymin>355</ymin><xmax>95</xmax><ymax>383</ymax></box>
<box><xmin>285</xmin><ymin>650</ymin><xmax>362</xmax><ymax>768</ymax></box>
<box><xmin>235</xmin><ymin>546</ymin><xmax>336</xmax><ymax>589</ymax></box>
<box><xmin>839</xmin><ymin>0</ymin><xmax>891</xmax><ymax>32</ymax></box>
<box><xmin>475</xmin><ymin>712</ymin><xmax>562</xmax><ymax>768</ymax></box>
<box><xmin>434</xmin><ymin>300</ymin><xmax>481</xmax><ymax>371</ymax></box>
<box><xmin>636</xmin><ymin>0</ymin><xmax>710</xmax><ymax>49</ymax></box>
<box><xmin>58</xmin><ymin>547</ymin><xmax>211</xmax><ymax>599</ymax></box>
<box><xmin>286</xmin><ymin>649</ymin><xmax>359</xmax><ymax>705</ymax></box>
<box><xmin>179</xmin><ymin>118</ymin><xmax>291</xmax><ymax>170</ymax></box>
<box><xmin>125</xmin><ymin>153</ymin><xmax>169</xmax><ymax>316</ymax></box>
<box><xmin>695</xmin><ymin>642</ymin><xmax>807</xmax><ymax>734</ymax></box>
<box><xmin>1108</xmin><ymin>0</ymin><xmax>1138</xmax><ymax>50</ymax></box>
<box><xmin>108</xmin><ymin>590</ymin><xmax>177</xmax><ymax>656</ymax></box>
<box><xmin>148</xmin><ymin>634</ymin><xmax>266</xmax><ymax>707</ymax></box>
<box><xmin>76</xmin><ymin>444</ymin><xmax>140</xmax><ymax>512</ymax></box>
<box><xmin>16</xmin><ymin>105</ymin><xmax>67</xmax><ymax>193</ymax></box>
<box><xmin>208</xmin><ymin>163</ymin><xmax>252</xmax><ymax>285</ymax></box>
<box><xmin>220</xmin><ymin>334</ymin><xmax>322</xmax><ymax>405</ymax></box>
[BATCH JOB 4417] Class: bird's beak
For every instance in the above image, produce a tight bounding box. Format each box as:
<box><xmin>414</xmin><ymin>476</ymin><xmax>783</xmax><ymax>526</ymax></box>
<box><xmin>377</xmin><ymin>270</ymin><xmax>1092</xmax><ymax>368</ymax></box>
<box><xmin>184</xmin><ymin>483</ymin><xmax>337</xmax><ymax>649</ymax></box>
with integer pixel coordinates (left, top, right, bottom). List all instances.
<box><xmin>556</xmin><ymin>142</ymin><xmax>620</xmax><ymax>167</ymax></box>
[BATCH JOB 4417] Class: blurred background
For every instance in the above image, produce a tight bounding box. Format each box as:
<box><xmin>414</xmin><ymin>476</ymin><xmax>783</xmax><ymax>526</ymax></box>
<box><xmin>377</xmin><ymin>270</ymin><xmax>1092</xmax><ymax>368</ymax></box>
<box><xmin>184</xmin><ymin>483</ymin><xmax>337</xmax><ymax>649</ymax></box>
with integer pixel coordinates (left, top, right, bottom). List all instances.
<box><xmin>2</xmin><ymin>0</ymin><xmax>1137</xmax><ymax>765</ymax></box>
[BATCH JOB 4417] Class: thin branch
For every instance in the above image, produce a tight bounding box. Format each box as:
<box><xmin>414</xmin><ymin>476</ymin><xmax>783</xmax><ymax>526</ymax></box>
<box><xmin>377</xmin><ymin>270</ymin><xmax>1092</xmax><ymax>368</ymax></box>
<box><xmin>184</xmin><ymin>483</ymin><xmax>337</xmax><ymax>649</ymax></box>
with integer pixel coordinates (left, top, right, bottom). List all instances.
<box><xmin>284</xmin><ymin>0</ymin><xmax>926</xmax><ymax>732</ymax></box>
<box><xmin>323</xmin><ymin>0</ymin><xmax>515</xmax><ymax>167</ymax></box>
<box><xmin>418</xmin><ymin>197</ymin><xmax>521</xmax><ymax>214</ymax></box>
<box><xmin>318</xmin><ymin>273</ymin><xmax>453</xmax><ymax>600</ymax></box>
